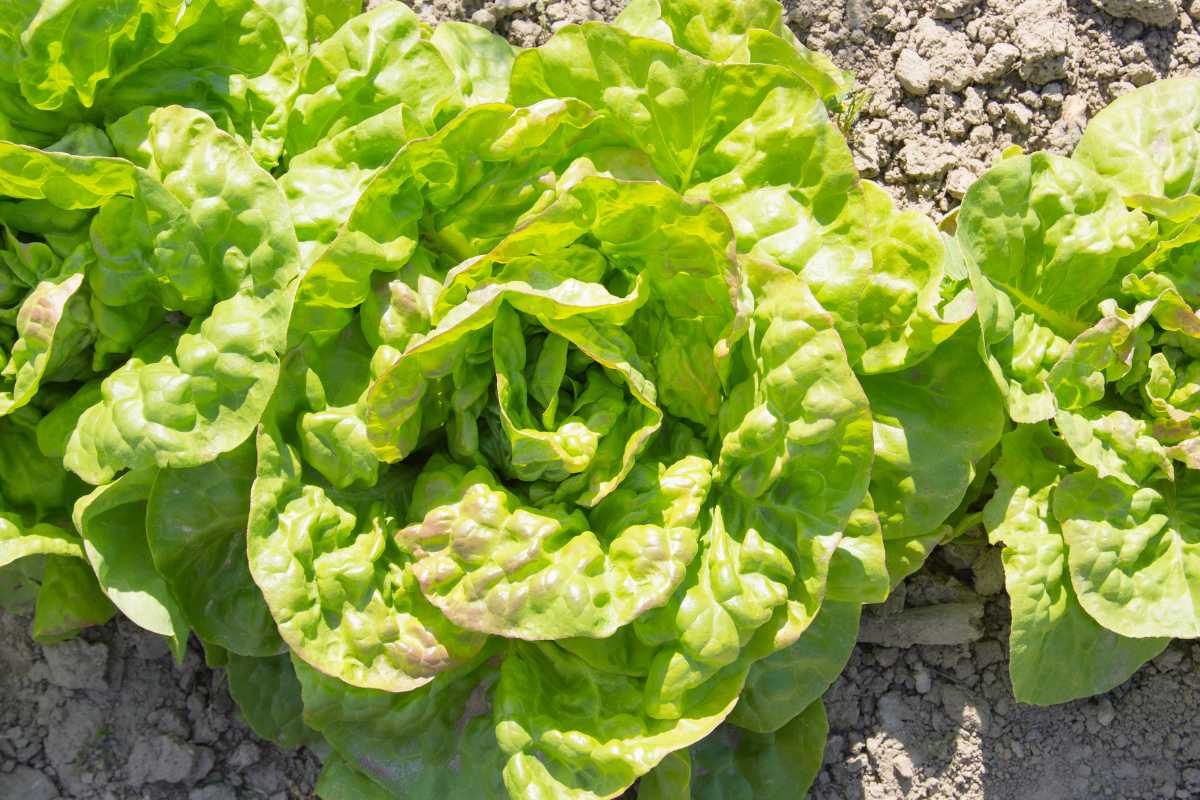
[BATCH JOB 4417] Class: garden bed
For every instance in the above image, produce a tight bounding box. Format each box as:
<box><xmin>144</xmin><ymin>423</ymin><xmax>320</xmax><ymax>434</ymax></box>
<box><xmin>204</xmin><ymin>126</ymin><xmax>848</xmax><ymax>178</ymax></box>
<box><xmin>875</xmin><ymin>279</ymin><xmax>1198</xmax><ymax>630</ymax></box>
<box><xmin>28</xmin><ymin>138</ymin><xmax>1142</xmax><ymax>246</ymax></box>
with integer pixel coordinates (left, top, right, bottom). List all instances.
<box><xmin>2</xmin><ymin>1</ymin><xmax>1200</xmax><ymax>798</ymax></box>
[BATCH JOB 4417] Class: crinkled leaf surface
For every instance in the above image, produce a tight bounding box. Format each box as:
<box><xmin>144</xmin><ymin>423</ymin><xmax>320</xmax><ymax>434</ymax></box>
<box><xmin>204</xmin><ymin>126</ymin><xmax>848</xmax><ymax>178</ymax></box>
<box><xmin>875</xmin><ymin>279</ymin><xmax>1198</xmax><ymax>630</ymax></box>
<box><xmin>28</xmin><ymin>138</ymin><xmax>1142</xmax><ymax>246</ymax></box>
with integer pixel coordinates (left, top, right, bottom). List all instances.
<box><xmin>1074</xmin><ymin>77</ymin><xmax>1200</xmax><ymax>201</ymax></box>
<box><xmin>65</xmin><ymin>106</ymin><xmax>301</xmax><ymax>484</ymax></box>
<box><xmin>399</xmin><ymin>453</ymin><xmax>710</xmax><ymax>640</ymax></box>
<box><xmin>495</xmin><ymin>641</ymin><xmax>735</xmax><ymax>799</ymax></box>
<box><xmin>984</xmin><ymin>425</ymin><xmax>1167</xmax><ymax>705</ymax></box>
<box><xmin>958</xmin><ymin>151</ymin><xmax>1153</xmax><ymax>420</ymax></box>
<box><xmin>248</xmin><ymin>426</ymin><xmax>486</xmax><ymax>692</ymax></box>
<box><xmin>286</xmin><ymin>3</ymin><xmax>463</xmax><ymax>156</ymax></box>
<box><xmin>638</xmin><ymin>260</ymin><xmax>872</xmax><ymax>721</ymax></box>
<box><xmin>1054</xmin><ymin>469</ymin><xmax>1200</xmax><ymax>639</ymax></box>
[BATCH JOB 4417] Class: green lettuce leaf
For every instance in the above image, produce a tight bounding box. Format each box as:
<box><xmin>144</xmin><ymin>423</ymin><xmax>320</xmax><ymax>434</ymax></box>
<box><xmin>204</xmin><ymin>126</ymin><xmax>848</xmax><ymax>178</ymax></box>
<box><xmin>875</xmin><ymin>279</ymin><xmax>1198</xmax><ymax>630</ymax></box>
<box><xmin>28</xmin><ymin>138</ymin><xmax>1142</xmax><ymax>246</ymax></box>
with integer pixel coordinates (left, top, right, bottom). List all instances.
<box><xmin>495</xmin><ymin>641</ymin><xmax>734</xmax><ymax>799</ymax></box>
<box><xmin>364</xmin><ymin>177</ymin><xmax>741</xmax><ymax>464</ymax></box>
<box><xmin>1054</xmin><ymin>468</ymin><xmax>1200</xmax><ymax>639</ymax></box>
<box><xmin>31</xmin><ymin>554</ymin><xmax>116</xmax><ymax>642</ymax></box>
<box><xmin>296</xmin><ymin>652</ymin><xmax>509</xmax><ymax>799</ymax></box>
<box><xmin>65</xmin><ymin>106</ymin><xmax>301</xmax><ymax>484</ymax></box>
<box><xmin>146</xmin><ymin>441</ymin><xmax>283</xmax><ymax>657</ymax></box>
<box><xmin>1073</xmin><ymin>77</ymin><xmax>1200</xmax><ymax>202</ymax></box>
<box><xmin>72</xmin><ymin>469</ymin><xmax>190</xmax><ymax>659</ymax></box>
<box><xmin>690</xmin><ymin>701</ymin><xmax>827</xmax><ymax>799</ymax></box>
<box><xmin>640</xmin><ymin>700</ymin><xmax>828</xmax><ymax>800</ymax></box>
<box><xmin>247</xmin><ymin>426</ymin><xmax>486</xmax><ymax>692</ymax></box>
<box><xmin>226</xmin><ymin>652</ymin><xmax>321</xmax><ymax>748</ymax></box>
<box><xmin>961</xmin><ymin>78</ymin><xmax>1200</xmax><ymax>708</ymax></box>
<box><xmin>728</xmin><ymin>599</ymin><xmax>859</xmax><ymax>733</ymax></box>
<box><xmin>285</xmin><ymin>3</ymin><xmax>467</xmax><ymax>156</ymax></box>
<box><xmin>0</xmin><ymin>555</ymin><xmax>44</xmax><ymax>614</ymax></box>
<box><xmin>0</xmin><ymin>407</ymin><xmax>88</xmax><ymax>519</ymax></box>
<box><xmin>861</xmin><ymin>323</ymin><xmax>1005</xmax><ymax>584</ymax></box>
<box><xmin>286</xmin><ymin>98</ymin><xmax>601</xmax><ymax>342</ymax></box>
<box><xmin>315</xmin><ymin>755</ymin><xmax>393</xmax><ymax>800</ymax></box>
<box><xmin>17</xmin><ymin>0</ymin><xmax>189</xmax><ymax>111</ymax></box>
<box><xmin>612</xmin><ymin>0</ymin><xmax>853</xmax><ymax>107</ymax></box>
<box><xmin>398</xmin><ymin>451</ymin><xmax>710</xmax><ymax>640</ymax></box>
<box><xmin>637</xmin><ymin>259</ymin><xmax>871</xmax><ymax>721</ymax></box>
<box><xmin>958</xmin><ymin>150</ymin><xmax>1154</xmax><ymax>420</ymax></box>
<box><xmin>13</xmin><ymin>0</ymin><xmax>304</xmax><ymax>164</ymax></box>
<box><xmin>984</xmin><ymin>425</ymin><xmax>1168</xmax><ymax>704</ymax></box>
<box><xmin>511</xmin><ymin>24</ymin><xmax>957</xmax><ymax>373</ymax></box>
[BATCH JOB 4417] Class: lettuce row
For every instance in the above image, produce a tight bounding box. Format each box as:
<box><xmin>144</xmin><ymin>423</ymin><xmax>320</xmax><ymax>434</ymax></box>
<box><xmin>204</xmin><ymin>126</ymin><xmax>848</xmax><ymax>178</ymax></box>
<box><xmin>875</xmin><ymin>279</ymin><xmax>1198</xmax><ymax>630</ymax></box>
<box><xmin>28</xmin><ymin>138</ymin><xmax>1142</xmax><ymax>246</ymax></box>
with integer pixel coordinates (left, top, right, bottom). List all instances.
<box><xmin>0</xmin><ymin>0</ymin><xmax>1013</xmax><ymax>798</ymax></box>
<box><xmin>959</xmin><ymin>77</ymin><xmax>1200</xmax><ymax>705</ymax></box>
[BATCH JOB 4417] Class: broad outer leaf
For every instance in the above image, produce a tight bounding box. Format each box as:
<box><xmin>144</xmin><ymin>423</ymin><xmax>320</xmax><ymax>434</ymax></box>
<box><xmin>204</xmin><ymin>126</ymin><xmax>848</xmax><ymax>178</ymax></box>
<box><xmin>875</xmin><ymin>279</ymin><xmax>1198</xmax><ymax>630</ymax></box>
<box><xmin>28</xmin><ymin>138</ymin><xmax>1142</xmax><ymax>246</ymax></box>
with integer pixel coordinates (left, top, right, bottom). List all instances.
<box><xmin>861</xmin><ymin>323</ymin><xmax>1005</xmax><ymax>585</ymax></box>
<box><xmin>315</xmin><ymin>755</ymin><xmax>393</xmax><ymax>800</ymax></box>
<box><xmin>614</xmin><ymin>0</ymin><xmax>851</xmax><ymax>111</ymax></box>
<box><xmin>147</xmin><ymin>441</ymin><xmax>283</xmax><ymax>657</ymax></box>
<box><xmin>1054</xmin><ymin>469</ymin><xmax>1200</xmax><ymax>639</ymax></box>
<box><xmin>72</xmin><ymin>469</ymin><xmax>190</xmax><ymax>660</ymax></box>
<box><xmin>728</xmin><ymin>600</ymin><xmax>859</xmax><ymax>733</ymax></box>
<box><xmin>1074</xmin><ymin>77</ymin><xmax>1200</xmax><ymax>201</ymax></box>
<box><xmin>613</xmin><ymin>0</ymin><xmax>784</xmax><ymax>62</ymax></box>
<box><xmin>226</xmin><ymin>652</ymin><xmax>320</xmax><ymax>749</ymax></box>
<box><xmin>0</xmin><ymin>555</ymin><xmax>43</xmax><ymax>613</ymax></box>
<box><xmin>0</xmin><ymin>410</ymin><xmax>88</xmax><ymax>519</ymax></box>
<box><xmin>12</xmin><ymin>0</ymin><xmax>302</xmax><ymax>163</ymax></box>
<box><xmin>689</xmin><ymin>701</ymin><xmax>828</xmax><ymax>800</ymax></box>
<box><xmin>295</xmin><ymin>653</ymin><xmax>509</xmax><ymax>799</ymax></box>
<box><xmin>825</xmin><ymin>494</ymin><xmax>888</xmax><ymax>604</ymax></box>
<box><xmin>32</xmin><ymin>554</ymin><xmax>117</xmax><ymax>643</ymax></box>
<box><xmin>985</xmin><ymin>425</ymin><xmax>1168</xmax><ymax>704</ymax></box>
<box><xmin>635</xmin><ymin>749</ymin><xmax>691</xmax><ymax>800</ymax></box>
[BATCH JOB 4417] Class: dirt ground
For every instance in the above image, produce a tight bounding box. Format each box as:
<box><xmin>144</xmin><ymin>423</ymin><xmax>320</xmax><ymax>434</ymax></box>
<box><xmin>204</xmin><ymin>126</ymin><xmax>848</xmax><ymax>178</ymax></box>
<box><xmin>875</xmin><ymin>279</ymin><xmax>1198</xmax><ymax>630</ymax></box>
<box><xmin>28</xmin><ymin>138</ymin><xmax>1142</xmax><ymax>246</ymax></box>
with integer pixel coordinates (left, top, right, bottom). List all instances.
<box><xmin>3</xmin><ymin>1</ymin><xmax>1200</xmax><ymax>798</ymax></box>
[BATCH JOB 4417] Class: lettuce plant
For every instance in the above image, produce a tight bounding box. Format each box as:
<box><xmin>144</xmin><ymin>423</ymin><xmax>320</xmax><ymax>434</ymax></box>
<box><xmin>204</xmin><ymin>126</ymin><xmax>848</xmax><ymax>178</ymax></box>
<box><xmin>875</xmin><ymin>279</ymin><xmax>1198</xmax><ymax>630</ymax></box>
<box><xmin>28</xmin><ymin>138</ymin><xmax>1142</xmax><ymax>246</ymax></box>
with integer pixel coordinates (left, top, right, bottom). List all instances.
<box><xmin>0</xmin><ymin>0</ymin><xmax>1008</xmax><ymax>797</ymax></box>
<box><xmin>959</xmin><ymin>78</ymin><xmax>1200</xmax><ymax>705</ymax></box>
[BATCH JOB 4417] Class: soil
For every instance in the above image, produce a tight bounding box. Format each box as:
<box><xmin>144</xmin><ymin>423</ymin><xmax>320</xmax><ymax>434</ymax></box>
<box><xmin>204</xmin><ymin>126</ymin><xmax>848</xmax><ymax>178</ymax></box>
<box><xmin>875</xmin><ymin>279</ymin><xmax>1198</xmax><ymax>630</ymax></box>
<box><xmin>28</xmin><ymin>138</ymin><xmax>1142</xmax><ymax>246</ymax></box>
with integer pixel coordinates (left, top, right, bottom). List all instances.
<box><xmin>0</xmin><ymin>613</ymin><xmax>321</xmax><ymax>800</ymax></box>
<box><xmin>3</xmin><ymin>1</ymin><xmax>1200</xmax><ymax>799</ymax></box>
<box><xmin>814</xmin><ymin>556</ymin><xmax>1200</xmax><ymax>800</ymax></box>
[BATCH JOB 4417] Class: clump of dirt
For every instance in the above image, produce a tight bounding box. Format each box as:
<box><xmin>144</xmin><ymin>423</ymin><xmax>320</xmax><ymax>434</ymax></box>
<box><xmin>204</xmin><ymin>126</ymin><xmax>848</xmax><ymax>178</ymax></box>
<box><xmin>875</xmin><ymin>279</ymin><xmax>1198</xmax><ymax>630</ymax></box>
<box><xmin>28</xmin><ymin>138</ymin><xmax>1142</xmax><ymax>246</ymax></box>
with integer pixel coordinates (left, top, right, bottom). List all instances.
<box><xmin>0</xmin><ymin>613</ymin><xmax>319</xmax><ymax>800</ymax></box>
<box><xmin>792</xmin><ymin>0</ymin><xmax>1200</xmax><ymax>212</ymax></box>
<box><xmin>4</xmin><ymin>2</ymin><xmax>1200</xmax><ymax>799</ymax></box>
<box><xmin>814</xmin><ymin>557</ymin><xmax>1200</xmax><ymax>800</ymax></box>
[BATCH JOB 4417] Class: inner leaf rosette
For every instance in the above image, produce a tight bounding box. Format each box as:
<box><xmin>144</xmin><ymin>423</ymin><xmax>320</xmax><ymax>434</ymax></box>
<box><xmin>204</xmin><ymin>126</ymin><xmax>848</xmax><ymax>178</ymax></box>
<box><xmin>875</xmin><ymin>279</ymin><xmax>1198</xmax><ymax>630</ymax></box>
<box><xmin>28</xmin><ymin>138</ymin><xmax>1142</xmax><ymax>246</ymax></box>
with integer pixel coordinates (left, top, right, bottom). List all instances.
<box><xmin>357</xmin><ymin>176</ymin><xmax>741</xmax><ymax>642</ymax></box>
